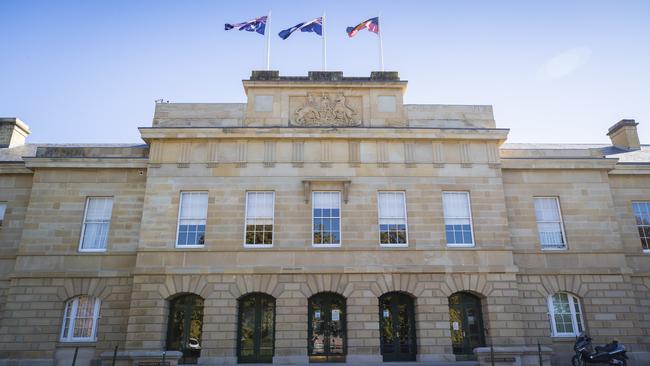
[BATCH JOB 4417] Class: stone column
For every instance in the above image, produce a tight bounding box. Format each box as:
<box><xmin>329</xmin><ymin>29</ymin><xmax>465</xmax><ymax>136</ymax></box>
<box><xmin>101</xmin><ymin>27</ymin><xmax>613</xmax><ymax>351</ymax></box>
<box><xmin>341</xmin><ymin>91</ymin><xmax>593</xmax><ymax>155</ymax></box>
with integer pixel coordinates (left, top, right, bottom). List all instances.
<box><xmin>199</xmin><ymin>288</ymin><xmax>237</xmax><ymax>365</ymax></box>
<box><xmin>417</xmin><ymin>288</ymin><xmax>455</xmax><ymax>362</ymax></box>
<box><xmin>273</xmin><ymin>282</ymin><xmax>308</xmax><ymax>364</ymax></box>
<box><xmin>346</xmin><ymin>289</ymin><xmax>382</xmax><ymax>364</ymax></box>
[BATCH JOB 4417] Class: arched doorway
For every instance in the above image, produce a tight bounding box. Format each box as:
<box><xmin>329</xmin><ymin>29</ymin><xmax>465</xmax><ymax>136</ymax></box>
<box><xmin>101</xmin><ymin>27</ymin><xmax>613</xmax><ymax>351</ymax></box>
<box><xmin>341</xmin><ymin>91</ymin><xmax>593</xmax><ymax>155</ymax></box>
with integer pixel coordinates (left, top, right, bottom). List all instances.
<box><xmin>379</xmin><ymin>292</ymin><xmax>416</xmax><ymax>361</ymax></box>
<box><xmin>308</xmin><ymin>292</ymin><xmax>346</xmax><ymax>362</ymax></box>
<box><xmin>166</xmin><ymin>294</ymin><xmax>204</xmax><ymax>364</ymax></box>
<box><xmin>237</xmin><ymin>293</ymin><xmax>276</xmax><ymax>363</ymax></box>
<box><xmin>448</xmin><ymin>292</ymin><xmax>486</xmax><ymax>360</ymax></box>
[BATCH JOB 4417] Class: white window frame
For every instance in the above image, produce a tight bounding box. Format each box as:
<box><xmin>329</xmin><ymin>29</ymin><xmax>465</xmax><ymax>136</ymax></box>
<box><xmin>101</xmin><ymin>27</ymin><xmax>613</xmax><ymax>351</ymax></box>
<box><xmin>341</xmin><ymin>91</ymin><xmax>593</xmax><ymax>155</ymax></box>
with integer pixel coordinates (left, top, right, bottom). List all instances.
<box><xmin>534</xmin><ymin>197</ymin><xmax>567</xmax><ymax>250</ymax></box>
<box><xmin>78</xmin><ymin>197</ymin><xmax>113</xmax><ymax>252</ymax></box>
<box><xmin>175</xmin><ymin>191</ymin><xmax>208</xmax><ymax>248</ymax></box>
<box><xmin>548</xmin><ymin>292</ymin><xmax>585</xmax><ymax>337</ymax></box>
<box><xmin>377</xmin><ymin>191</ymin><xmax>409</xmax><ymax>247</ymax></box>
<box><xmin>60</xmin><ymin>296</ymin><xmax>101</xmax><ymax>342</ymax></box>
<box><xmin>311</xmin><ymin>191</ymin><xmax>342</xmax><ymax>248</ymax></box>
<box><xmin>0</xmin><ymin>202</ymin><xmax>6</xmax><ymax>228</ymax></box>
<box><xmin>442</xmin><ymin>191</ymin><xmax>475</xmax><ymax>247</ymax></box>
<box><xmin>243</xmin><ymin>191</ymin><xmax>275</xmax><ymax>248</ymax></box>
<box><xmin>632</xmin><ymin>201</ymin><xmax>650</xmax><ymax>253</ymax></box>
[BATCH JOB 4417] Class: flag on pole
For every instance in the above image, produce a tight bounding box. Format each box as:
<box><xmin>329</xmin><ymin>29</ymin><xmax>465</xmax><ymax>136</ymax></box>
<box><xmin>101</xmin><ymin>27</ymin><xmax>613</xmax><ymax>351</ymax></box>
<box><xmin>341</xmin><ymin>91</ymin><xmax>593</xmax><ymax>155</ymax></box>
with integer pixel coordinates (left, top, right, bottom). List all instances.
<box><xmin>346</xmin><ymin>17</ymin><xmax>379</xmax><ymax>37</ymax></box>
<box><xmin>225</xmin><ymin>16</ymin><xmax>268</xmax><ymax>35</ymax></box>
<box><xmin>278</xmin><ymin>17</ymin><xmax>323</xmax><ymax>40</ymax></box>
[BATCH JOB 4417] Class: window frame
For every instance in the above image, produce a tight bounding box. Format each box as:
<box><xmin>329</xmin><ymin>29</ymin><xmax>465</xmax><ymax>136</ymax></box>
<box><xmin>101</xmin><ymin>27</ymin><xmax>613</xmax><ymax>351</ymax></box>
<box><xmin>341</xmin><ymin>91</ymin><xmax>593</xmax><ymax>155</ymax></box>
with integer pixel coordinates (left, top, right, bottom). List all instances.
<box><xmin>243</xmin><ymin>191</ymin><xmax>275</xmax><ymax>248</ymax></box>
<box><xmin>60</xmin><ymin>296</ymin><xmax>101</xmax><ymax>343</ymax></box>
<box><xmin>377</xmin><ymin>191</ymin><xmax>409</xmax><ymax>247</ymax></box>
<box><xmin>0</xmin><ymin>202</ymin><xmax>6</xmax><ymax>228</ymax></box>
<box><xmin>311</xmin><ymin>191</ymin><xmax>342</xmax><ymax>248</ymax></box>
<box><xmin>547</xmin><ymin>292</ymin><xmax>585</xmax><ymax>337</ymax></box>
<box><xmin>442</xmin><ymin>191</ymin><xmax>475</xmax><ymax>247</ymax></box>
<box><xmin>175</xmin><ymin>191</ymin><xmax>208</xmax><ymax>249</ymax></box>
<box><xmin>533</xmin><ymin>196</ymin><xmax>568</xmax><ymax>251</ymax></box>
<box><xmin>78</xmin><ymin>197</ymin><xmax>114</xmax><ymax>253</ymax></box>
<box><xmin>632</xmin><ymin>201</ymin><xmax>650</xmax><ymax>253</ymax></box>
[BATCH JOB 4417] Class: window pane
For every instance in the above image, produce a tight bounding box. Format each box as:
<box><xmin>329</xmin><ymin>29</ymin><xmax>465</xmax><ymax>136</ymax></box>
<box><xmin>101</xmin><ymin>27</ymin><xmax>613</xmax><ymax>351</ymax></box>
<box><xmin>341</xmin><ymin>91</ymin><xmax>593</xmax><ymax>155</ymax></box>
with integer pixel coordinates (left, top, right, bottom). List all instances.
<box><xmin>378</xmin><ymin>192</ymin><xmax>407</xmax><ymax>245</ymax></box>
<box><xmin>442</xmin><ymin>192</ymin><xmax>470</xmax><ymax>218</ymax></box>
<box><xmin>313</xmin><ymin>192</ymin><xmax>341</xmax><ymax>245</ymax></box>
<box><xmin>245</xmin><ymin>192</ymin><xmax>274</xmax><ymax>245</ymax></box>
<box><xmin>62</xmin><ymin>296</ymin><xmax>99</xmax><ymax>342</ymax></box>
<box><xmin>534</xmin><ymin>198</ymin><xmax>565</xmax><ymax>249</ymax></box>
<box><xmin>80</xmin><ymin>198</ymin><xmax>113</xmax><ymax>250</ymax></box>
<box><xmin>0</xmin><ymin>203</ymin><xmax>6</xmax><ymax>227</ymax></box>
<box><xmin>632</xmin><ymin>202</ymin><xmax>650</xmax><ymax>250</ymax></box>
<box><xmin>442</xmin><ymin>192</ymin><xmax>473</xmax><ymax>245</ymax></box>
<box><xmin>550</xmin><ymin>293</ymin><xmax>582</xmax><ymax>336</ymax></box>
<box><xmin>178</xmin><ymin>192</ymin><xmax>208</xmax><ymax>246</ymax></box>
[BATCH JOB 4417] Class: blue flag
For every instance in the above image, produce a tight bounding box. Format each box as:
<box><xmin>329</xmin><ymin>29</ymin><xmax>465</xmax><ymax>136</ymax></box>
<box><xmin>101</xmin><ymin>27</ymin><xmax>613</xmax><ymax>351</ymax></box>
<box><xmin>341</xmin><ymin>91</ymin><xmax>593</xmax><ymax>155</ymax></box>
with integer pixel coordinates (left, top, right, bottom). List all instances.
<box><xmin>278</xmin><ymin>17</ymin><xmax>323</xmax><ymax>40</ymax></box>
<box><xmin>225</xmin><ymin>16</ymin><xmax>267</xmax><ymax>35</ymax></box>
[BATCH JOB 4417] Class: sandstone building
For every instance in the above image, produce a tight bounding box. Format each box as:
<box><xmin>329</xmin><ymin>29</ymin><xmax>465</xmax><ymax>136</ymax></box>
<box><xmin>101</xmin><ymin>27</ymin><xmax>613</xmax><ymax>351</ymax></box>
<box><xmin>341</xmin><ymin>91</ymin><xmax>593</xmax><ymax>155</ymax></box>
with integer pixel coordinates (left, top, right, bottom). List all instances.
<box><xmin>0</xmin><ymin>71</ymin><xmax>648</xmax><ymax>366</ymax></box>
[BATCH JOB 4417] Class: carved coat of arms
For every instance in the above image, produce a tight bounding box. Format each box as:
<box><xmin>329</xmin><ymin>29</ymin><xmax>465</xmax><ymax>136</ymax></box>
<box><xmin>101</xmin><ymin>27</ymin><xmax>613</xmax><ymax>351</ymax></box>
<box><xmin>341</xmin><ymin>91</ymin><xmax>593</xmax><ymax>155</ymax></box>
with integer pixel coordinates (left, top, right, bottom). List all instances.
<box><xmin>292</xmin><ymin>93</ymin><xmax>361</xmax><ymax>126</ymax></box>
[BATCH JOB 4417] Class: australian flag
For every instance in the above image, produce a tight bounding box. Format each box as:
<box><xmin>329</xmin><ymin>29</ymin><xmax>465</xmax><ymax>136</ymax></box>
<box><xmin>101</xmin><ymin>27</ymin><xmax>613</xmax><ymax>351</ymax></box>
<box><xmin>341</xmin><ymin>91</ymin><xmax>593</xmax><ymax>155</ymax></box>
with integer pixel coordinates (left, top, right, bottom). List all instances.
<box><xmin>278</xmin><ymin>17</ymin><xmax>323</xmax><ymax>40</ymax></box>
<box><xmin>346</xmin><ymin>17</ymin><xmax>379</xmax><ymax>37</ymax></box>
<box><xmin>225</xmin><ymin>16</ymin><xmax>267</xmax><ymax>35</ymax></box>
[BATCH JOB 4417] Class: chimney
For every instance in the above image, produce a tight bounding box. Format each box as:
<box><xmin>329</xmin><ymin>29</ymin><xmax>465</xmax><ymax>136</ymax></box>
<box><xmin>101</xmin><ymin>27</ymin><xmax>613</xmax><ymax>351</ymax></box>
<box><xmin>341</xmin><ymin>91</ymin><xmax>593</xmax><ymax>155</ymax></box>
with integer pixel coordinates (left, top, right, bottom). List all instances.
<box><xmin>607</xmin><ymin>119</ymin><xmax>640</xmax><ymax>150</ymax></box>
<box><xmin>0</xmin><ymin>118</ymin><xmax>31</xmax><ymax>148</ymax></box>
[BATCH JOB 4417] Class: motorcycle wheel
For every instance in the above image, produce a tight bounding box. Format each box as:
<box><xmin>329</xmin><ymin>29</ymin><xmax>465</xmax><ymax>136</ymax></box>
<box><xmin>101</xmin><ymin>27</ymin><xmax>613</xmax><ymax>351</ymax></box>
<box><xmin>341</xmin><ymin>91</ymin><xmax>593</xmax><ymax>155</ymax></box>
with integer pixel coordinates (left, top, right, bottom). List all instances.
<box><xmin>572</xmin><ymin>355</ymin><xmax>584</xmax><ymax>366</ymax></box>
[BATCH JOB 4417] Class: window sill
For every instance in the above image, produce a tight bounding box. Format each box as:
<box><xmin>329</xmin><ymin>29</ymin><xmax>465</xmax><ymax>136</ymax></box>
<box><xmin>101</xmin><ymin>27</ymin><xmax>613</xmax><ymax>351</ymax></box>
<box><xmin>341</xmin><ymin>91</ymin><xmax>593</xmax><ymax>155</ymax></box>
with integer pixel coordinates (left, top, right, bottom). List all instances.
<box><xmin>551</xmin><ymin>335</ymin><xmax>580</xmax><ymax>341</ymax></box>
<box><xmin>244</xmin><ymin>244</ymin><xmax>273</xmax><ymax>249</ymax></box>
<box><xmin>380</xmin><ymin>244</ymin><xmax>409</xmax><ymax>248</ymax></box>
<box><xmin>78</xmin><ymin>249</ymin><xmax>107</xmax><ymax>253</ymax></box>
<box><xmin>312</xmin><ymin>244</ymin><xmax>342</xmax><ymax>248</ymax></box>
<box><xmin>446</xmin><ymin>244</ymin><xmax>475</xmax><ymax>248</ymax></box>
<box><xmin>643</xmin><ymin>249</ymin><xmax>650</xmax><ymax>254</ymax></box>
<box><xmin>175</xmin><ymin>245</ymin><xmax>205</xmax><ymax>249</ymax></box>
<box><xmin>58</xmin><ymin>340</ymin><xmax>97</xmax><ymax>347</ymax></box>
<box><xmin>541</xmin><ymin>247</ymin><xmax>568</xmax><ymax>251</ymax></box>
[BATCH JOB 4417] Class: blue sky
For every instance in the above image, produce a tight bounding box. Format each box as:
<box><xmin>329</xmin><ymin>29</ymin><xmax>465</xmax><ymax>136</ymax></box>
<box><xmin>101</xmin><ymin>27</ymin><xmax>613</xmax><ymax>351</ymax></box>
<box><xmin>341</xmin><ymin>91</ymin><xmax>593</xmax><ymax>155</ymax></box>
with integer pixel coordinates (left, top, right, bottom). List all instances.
<box><xmin>1</xmin><ymin>0</ymin><xmax>649</xmax><ymax>144</ymax></box>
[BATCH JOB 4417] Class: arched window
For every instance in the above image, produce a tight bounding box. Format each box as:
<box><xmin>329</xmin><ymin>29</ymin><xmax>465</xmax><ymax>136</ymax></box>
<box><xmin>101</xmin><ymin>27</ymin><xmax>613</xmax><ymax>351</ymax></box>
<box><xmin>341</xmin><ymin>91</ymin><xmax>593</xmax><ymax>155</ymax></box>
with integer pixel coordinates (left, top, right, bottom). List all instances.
<box><xmin>548</xmin><ymin>292</ymin><xmax>584</xmax><ymax>337</ymax></box>
<box><xmin>60</xmin><ymin>296</ymin><xmax>101</xmax><ymax>342</ymax></box>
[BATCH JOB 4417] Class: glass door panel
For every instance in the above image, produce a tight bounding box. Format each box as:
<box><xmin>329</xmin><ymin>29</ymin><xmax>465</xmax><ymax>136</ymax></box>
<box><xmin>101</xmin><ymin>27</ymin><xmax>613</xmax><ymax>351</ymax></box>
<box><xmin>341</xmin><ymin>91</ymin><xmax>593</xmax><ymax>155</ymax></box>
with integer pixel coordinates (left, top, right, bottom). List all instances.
<box><xmin>166</xmin><ymin>295</ymin><xmax>204</xmax><ymax>365</ymax></box>
<box><xmin>448</xmin><ymin>293</ymin><xmax>485</xmax><ymax>361</ymax></box>
<box><xmin>238</xmin><ymin>294</ymin><xmax>275</xmax><ymax>363</ymax></box>
<box><xmin>379</xmin><ymin>292</ymin><xmax>416</xmax><ymax>362</ymax></box>
<box><xmin>308</xmin><ymin>293</ymin><xmax>346</xmax><ymax>362</ymax></box>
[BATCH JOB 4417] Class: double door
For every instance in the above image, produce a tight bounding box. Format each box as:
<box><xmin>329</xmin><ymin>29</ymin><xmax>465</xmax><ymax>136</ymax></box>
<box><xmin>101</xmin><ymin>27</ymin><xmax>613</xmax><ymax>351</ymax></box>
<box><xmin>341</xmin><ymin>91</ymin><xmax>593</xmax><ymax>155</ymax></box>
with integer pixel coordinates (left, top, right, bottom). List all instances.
<box><xmin>238</xmin><ymin>293</ymin><xmax>276</xmax><ymax>363</ymax></box>
<box><xmin>308</xmin><ymin>293</ymin><xmax>346</xmax><ymax>362</ymax></box>
<box><xmin>449</xmin><ymin>292</ymin><xmax>486</xmax><ymax>360</ymax></box>
<box><xmin>166</xmin><ymin>294</ymin><xmax>204</xmax><ymax>364</ymax></box>
<box><xmin>379</xmin><ymin>292</ymin><xmax>417</xmax><ymax>362</ymax></box>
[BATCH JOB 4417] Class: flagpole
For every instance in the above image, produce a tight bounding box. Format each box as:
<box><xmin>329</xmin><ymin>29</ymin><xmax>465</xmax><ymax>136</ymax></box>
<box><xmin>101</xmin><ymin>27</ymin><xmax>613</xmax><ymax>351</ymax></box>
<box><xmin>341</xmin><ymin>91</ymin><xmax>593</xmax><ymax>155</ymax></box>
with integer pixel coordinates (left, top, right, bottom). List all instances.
<box><xmin>322</xmin><ymin>12</ymin><xmax>327</xmax><ymax>71</ymax></box>
<box><xmin>266</xmin><ymin>10</ymin><xmax>272</xmax><ymax>70</ymax></box>
<box><xmin>378</xmin><ymin>14</ymin><xmax>384</xmax><ymax>71</ymax></box>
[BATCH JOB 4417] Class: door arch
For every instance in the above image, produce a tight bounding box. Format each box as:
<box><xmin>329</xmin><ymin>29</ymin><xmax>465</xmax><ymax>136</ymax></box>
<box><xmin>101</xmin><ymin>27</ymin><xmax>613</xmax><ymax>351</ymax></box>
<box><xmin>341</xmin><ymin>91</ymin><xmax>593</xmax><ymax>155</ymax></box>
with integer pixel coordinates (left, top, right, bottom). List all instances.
<box><xmin>379</xmin><ymin>292</ymin><xmax>417</xmax><ymax>361</ymax></box>
<box><xmin>166</xmin><ymin>293</ymin><xmax>204</xmax><ymax>364</ymax></box>
<box><xmin>237</xmin><ymin>293</ymin><xmax>276</xmax><ymax>363</ymax></box>
<box><xmin>308</xmin><ymin>292</ymin><xmax>346</xmax><ymax>362</ymax></box>
<box><xmin>448</xmin><ymin>292</ymin><xmax>486</xmax><ymax>360</ymax></box>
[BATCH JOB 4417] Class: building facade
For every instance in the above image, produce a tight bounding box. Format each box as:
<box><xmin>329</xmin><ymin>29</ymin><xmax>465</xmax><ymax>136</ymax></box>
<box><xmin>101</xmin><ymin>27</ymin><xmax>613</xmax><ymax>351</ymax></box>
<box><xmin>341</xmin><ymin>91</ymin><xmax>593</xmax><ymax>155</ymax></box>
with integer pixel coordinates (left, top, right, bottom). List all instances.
<box><xmin>0</xmin><ymin>71</ymin><xmax>648</xmax><ymax>366</ymax></box>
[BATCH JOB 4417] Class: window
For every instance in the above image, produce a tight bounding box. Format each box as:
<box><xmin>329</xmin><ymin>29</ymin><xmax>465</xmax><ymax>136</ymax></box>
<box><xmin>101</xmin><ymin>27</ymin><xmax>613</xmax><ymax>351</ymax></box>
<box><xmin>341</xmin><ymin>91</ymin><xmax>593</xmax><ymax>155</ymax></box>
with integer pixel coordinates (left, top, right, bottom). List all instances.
<box><xmin>534</xmin><ymin>197</ymin><xmax>566</xmax><ymax>249</ymax></box>
<box><xmin>312</xmin><ymin>192</ymin><xmax>341</xmax><ymax>246</ymax></box>
<box><xmin>177</xmin><ymin>192</ymin><xmax>208</xmax><ymax>247</ymax></box>
<box><xmin>60</xmin><ymin>296</ymin><xmax>101</xmax><ymax>342</ymax></box>
<box><xmin>378</xmin><ymin>191</ymin><xmax>408</xmax><ymax>245</ymax></box>
<box><xmin>79</xmin><ymin>197</ymin><xmax>113</xmax><ymax>251</ymax></box>
<box><xmin>0</xmin><ymin>202</ymin><xmax>6</xmax><ymax>228</ymax></box>
<box><xmin>632</xmin><ymin>201</ymin><xmax>650</xmax><ymax>252</ymax></box>
<box><xmin>442</xmin><ymin>192</ymin><xmax>474</xmax><ymax>246</ymax></box>
<box><xmin>548</xmin><ymin>293</ymin><xmax>584</xmax><ymax>337</ymax></box>
<box><xmin>245</xmin><ymin>191</ymin><xmax>275</xmax><ymax>246</ymax></box>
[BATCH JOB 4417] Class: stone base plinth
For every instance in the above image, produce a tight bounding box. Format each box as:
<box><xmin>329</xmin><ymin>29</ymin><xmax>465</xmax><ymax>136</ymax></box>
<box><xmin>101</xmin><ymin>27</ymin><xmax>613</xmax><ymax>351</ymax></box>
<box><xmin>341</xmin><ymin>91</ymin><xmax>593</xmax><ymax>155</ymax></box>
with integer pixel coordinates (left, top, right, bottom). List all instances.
<box><xmin>99</xmin><ymin>350</ymin><xmax>182</xmax><ymax>366</ymax></box>
<box><xmin>474</xmin><ymin>346</ymin><xmax>552</xmax><ymax>366</ymax></box>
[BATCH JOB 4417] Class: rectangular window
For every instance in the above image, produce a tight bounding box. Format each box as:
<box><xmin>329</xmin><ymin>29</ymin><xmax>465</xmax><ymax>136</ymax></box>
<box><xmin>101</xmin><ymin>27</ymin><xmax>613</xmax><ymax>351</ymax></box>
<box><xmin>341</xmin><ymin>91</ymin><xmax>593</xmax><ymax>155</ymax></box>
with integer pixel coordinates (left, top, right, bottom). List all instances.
<box><xmin>442</xmin><ymin>191</ymin><xmax>474</xmax><ymax>246</ymax></box>
<box><xmin>378</xmin><ymin>191</ymin><xmax>408</xmax><ymax>245</ymax></box>
<box><xmin>534</xmin><ymin>197</ymin><xmax>567</xmax><ymax>249</ymax></box>
<box><xmin>176</xmin><ymin>192</ymin><xmax>208</xmax><ymax>247</ymax></box>
<box><xmin>0</xmin><ymin>202</ymin><xmax>6</xmax><ymax>228</ymax></box>
<box><xmin>312</xmin><ymin>192</ymin><xmax>341</xmax><ymax>246</ymax></box>
<box><xmin>245</xmin><ymin>191</ymin><xmax>275</xmax><ymax>246</ymax></box>
<box><xmin>632</xmin><ymin>201</ymin><xmax>650</xmax><ymax>252</ymax></box>
<box><xmin>79</xmin><ymin>197</ymin><xmax>113</xmax><ymax>251</ymax></box>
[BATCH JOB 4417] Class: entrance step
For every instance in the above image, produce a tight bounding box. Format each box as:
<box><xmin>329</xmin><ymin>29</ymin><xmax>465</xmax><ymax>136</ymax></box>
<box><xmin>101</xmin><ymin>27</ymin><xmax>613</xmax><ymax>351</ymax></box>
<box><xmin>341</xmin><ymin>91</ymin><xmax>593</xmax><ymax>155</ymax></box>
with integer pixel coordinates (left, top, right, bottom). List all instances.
<box><xmin>236</xmin><ymin>362</ymin><xmax>480</xmax><ymax>366</ymax></box>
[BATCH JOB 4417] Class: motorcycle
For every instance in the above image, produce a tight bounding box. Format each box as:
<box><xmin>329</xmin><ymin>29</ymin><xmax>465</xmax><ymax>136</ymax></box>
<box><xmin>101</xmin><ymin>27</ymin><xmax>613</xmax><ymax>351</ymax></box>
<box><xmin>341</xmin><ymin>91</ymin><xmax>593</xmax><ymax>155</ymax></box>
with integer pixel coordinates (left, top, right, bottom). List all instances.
<box><xmin>572</xmin><ymin>333</ymin><xmax>628</xmax><ymax>366</ymax></box>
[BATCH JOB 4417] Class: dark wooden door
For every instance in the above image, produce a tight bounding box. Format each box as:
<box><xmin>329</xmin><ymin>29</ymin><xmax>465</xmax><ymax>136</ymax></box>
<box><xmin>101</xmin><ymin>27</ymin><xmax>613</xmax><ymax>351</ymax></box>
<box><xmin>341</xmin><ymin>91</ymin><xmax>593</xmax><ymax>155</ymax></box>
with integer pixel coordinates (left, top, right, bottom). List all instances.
<box><xmin>449</xmin><ymin>292</ymin><xmax>486</xmax><ymax>360</ymax></box>
<box><xmin>308</xmin><ymin>292</ymin><xmax>346</xmax><ymax>362</ymax></box>
<box><xmin>166</xmin><ymin>294</ymin><xmax>204</xmax><ymax>364</ymax></box>
<box><xmin>379</xmin><ymin>292</ymin><xmax>417</xmax><ymax>362</ymax></box>
<box><xmin>237</xmin><ymin>293</ymin><xmax>275</xmax><ymax>363</ymax></box>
